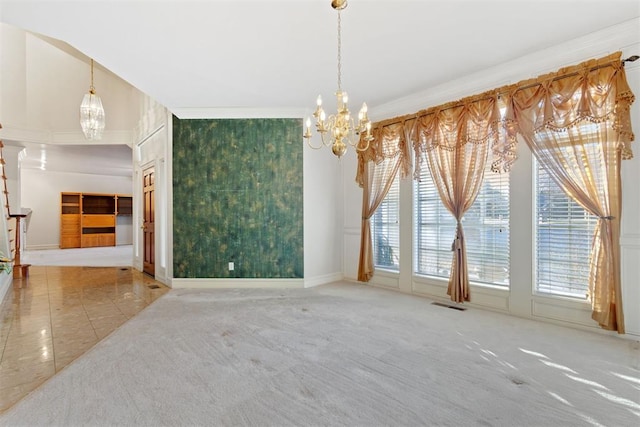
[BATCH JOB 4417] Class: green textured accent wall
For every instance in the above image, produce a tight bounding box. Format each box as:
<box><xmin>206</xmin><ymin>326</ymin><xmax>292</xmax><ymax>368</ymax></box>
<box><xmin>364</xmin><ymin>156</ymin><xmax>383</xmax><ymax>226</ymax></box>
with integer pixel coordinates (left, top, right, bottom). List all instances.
<box><xmin>173</xmin><ymin>117</ymin><xmax>303</xmax><ymax>278</ymax></box>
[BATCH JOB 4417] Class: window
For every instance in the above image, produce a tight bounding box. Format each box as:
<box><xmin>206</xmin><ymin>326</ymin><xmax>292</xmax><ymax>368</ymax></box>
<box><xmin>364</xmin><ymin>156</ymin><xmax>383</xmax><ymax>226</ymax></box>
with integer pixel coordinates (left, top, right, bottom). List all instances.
<box><xmin>372</xmin><ymin>175</ymin><xmax>399</xmax><ymax>271</ymax></box>
<box><xmin>535</xmin><ymin>160</ymin><xmax>597</xmax><ymax>299</ymax></box>
<box><xmin>464</xmin><ymin>167</ymin><xmax>510</xmax><ymax>285</ymax></box>
<box><xmin>414</xmin><ymin>168</ymin><xmax>456</xmax><ymax>279</ymax></box>
<box><xmin>415</xmin><ymin>160</ymin><xmax>510</xmax><ymax>286</ymax></box>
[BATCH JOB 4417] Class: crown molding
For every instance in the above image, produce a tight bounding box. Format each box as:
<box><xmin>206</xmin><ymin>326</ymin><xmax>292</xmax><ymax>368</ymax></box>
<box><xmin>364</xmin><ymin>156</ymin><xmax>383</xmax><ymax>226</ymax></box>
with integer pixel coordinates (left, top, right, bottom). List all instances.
<box><xmin>171</xmin><ymin>107</ymin><xmax>306</xmax><ymax>120</ymax></box>
<box><xmin>0</xmin><ymin>122</ymin><xmax>134</xmax><ymax>146</ymax></box>
<box><xmin>51</xmin><ymin>130</ymin><xmax>133</xmax><ymax>145</ymax></box>
<box><xmin>0</xmin><ymin>124</ymin><xmax>50</xmax><ymax>144</ymax></box>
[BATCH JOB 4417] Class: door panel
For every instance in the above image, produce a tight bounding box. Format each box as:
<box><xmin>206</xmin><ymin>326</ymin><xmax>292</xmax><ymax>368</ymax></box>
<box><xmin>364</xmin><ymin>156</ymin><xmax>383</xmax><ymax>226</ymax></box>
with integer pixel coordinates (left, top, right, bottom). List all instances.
<box><xmin>143</xmin><ymin>167</ymin><xmax>155</xmax><ymax>276</ymax></box>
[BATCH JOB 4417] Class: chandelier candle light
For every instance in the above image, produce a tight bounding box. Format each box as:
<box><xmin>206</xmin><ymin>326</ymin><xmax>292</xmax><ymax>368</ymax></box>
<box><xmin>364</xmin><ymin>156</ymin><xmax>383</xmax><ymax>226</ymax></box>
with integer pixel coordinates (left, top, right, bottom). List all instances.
<box><xmin>80</xmin><ymin>58</ymin><xmax>105</xmax><ymax>140</ymax></box>
<box><xmin>304</xmin><ymin>0</ymin><xmax>373</xmax><ymax>158</ymax></box>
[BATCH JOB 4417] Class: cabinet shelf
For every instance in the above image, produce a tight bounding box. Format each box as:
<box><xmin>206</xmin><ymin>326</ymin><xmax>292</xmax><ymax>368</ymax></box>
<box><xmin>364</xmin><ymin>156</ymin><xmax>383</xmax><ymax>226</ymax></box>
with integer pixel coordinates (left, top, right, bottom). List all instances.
<box><xmin>82</xmin><ymin>194</ymin><xmax>116</xmax><ymax>215</ymax></box>
<box><xmin>116</xmin><ymin>195</ymin><xmax>133</xmax><ymax>216</ymax></box>
<box><xmin>60</xmin><ymin>193</ymin><xmax>81</xmax><ymax>216</ymax></box>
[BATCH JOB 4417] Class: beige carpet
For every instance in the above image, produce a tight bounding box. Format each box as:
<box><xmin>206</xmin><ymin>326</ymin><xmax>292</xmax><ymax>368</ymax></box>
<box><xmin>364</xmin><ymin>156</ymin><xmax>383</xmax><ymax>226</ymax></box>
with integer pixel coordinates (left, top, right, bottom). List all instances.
<box><xmin>1</xmin><ymin>282</ymin><xmax>639</xmax><ymax>426</ymax></box>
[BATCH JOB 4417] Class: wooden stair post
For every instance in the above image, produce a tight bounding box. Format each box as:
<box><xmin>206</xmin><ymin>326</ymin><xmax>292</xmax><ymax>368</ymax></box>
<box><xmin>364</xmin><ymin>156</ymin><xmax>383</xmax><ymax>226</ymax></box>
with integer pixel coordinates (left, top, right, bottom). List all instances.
<box><xmin>9</xmin><ymin>213</ymin><xmax>29</xmax><ymax>278</ymax></box>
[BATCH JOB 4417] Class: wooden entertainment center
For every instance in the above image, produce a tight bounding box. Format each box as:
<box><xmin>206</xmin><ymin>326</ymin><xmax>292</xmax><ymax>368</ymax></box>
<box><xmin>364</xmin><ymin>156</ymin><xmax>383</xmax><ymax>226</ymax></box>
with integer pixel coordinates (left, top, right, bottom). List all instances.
<box><xmin>60</xmin><ymin>192</ymin><xmax>132</xmax><ymax>249</ymax></box>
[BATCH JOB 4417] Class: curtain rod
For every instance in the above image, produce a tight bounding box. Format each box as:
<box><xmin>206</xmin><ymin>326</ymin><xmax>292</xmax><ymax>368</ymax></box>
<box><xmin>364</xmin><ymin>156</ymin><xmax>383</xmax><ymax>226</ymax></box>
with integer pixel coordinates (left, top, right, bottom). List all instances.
<box><xmin>501</xmin><ymin>54</ymin><xmax>638</xmax><ymax>97</ymax></box>
<box><xmin>373</xmin><ymin>54</ymin><xmax>638</xmax><ymax>130</ymax></box>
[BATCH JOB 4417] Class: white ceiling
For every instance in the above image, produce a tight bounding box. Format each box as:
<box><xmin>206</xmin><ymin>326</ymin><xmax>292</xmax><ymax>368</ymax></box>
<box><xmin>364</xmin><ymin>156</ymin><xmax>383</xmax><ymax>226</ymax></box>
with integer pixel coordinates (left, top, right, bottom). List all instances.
<box><xmin>14</xmin><ymin>142</ymin><xmax>133</xmax><ymax>177</ymax></box>
<box><xmin>2</xmin><ymin>0</ymin><xmax>639</xmax><ymax>119</ymax></box>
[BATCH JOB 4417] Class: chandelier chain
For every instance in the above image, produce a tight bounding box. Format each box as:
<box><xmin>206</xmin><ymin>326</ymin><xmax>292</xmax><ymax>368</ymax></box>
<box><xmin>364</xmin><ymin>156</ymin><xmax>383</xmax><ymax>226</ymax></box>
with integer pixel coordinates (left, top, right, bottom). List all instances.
<box><xmin>337</xmin><ymin>10</ymin><xmax>342</xmax><ymax>91</ymax></box>
<box><xmin>90</xmin><ymin>59</ymin><xmax>95</xmax><ymax>93</ymax></box>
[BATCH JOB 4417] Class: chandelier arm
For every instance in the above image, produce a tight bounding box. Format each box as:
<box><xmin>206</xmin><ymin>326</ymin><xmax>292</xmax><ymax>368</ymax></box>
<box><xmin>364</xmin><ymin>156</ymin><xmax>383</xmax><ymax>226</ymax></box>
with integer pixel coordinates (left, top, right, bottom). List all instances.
<box><xmin>306</xmin><ymin>138</ymin><xmax>326</xmax><ymax>150</ymax></box>
<box><xmin>354</xmin><ymin>138</ymin><xmax>371</xmax><ymax>152</ymax></box>
<box><xmin>321</xmin><ymin>121</ymin><xmax>332</xmax><ymax>147</ymax></box>
<box><xmin>319</xmin><ymin>130</ymin><xmax>331</xmax><ymax>148</ymax></box>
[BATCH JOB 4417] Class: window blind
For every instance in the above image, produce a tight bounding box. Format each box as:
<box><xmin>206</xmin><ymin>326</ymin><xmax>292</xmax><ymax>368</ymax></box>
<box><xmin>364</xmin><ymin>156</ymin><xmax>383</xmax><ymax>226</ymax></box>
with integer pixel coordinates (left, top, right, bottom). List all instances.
<box><xmin>535</xmin><ymin>161</ymin><xmax>596</xmax><ymax>299</ymax></box>
<box><xmin>372</xmin><ymin>174</ymin><xmax>400</xmax><ymax>271</ymax></box>
<box><xmin>415</xmin><ymin>161</ymin><xmax>510</xmax><ymax>286</ymax></box>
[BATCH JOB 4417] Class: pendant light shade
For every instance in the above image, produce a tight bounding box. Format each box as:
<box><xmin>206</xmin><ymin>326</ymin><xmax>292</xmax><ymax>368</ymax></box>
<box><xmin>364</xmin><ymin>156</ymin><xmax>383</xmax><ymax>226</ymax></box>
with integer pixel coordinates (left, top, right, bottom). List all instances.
<box><xmin>80</xmin><ymin>59</ymin><xmax>105</xmax><ymax>140</ymax></box>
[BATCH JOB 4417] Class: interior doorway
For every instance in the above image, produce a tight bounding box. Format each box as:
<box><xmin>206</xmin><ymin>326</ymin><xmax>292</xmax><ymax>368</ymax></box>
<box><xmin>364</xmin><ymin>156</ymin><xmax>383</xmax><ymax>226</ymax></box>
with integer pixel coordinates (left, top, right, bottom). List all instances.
<box><xmin>142</xmin><ymin>166</ymin><xmax>155</xmax><ymax>277</ymax></box>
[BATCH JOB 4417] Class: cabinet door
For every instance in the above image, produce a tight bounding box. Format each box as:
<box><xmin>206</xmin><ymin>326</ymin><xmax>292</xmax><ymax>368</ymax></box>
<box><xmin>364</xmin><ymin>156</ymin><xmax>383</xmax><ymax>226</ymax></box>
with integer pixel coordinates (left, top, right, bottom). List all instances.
<box><xmin>61</xmin><ymin>235</ymin><xmax>81</xmax><ymax>249</ymax></box>
<box><xmin>61</xmin><ymin>215</ymin><xmax>81</xmax><ymax>232</ymax></box>
<box><xmin>81</xmin><ymin>233</ymin><xmax>115</xmax><ymax>248</ymax></box>
<box><xmin>99</xmin><ymin>234</ymin><xmax>116</xmax><ymax>246</ymax></box>
<box><xmin>60</xmin><ymin>214</ymin><xmax>81</xmax><ymax>248</ymax></box>
<box><xmin>82</xmin><ymin>214</ymin><xmax>115</xmax><ymax>227</ymax></box>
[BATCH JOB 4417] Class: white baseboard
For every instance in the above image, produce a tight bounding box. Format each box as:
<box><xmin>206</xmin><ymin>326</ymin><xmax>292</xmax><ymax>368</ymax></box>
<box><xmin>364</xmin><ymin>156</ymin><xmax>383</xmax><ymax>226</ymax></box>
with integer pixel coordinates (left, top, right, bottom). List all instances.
<box><xmin>171</xmin><ymin>278</ymin><xmax>305</xmax><ymax>289</ymax></box>
<box><xmin>25</xmin><ymin>244</ymin><xmax>59</xmax><ymax>251</ymax></box>
<box><xmin>304</xmin><ymin>272</ymin><xmax>343</xmax><ymax>288</ymax></box>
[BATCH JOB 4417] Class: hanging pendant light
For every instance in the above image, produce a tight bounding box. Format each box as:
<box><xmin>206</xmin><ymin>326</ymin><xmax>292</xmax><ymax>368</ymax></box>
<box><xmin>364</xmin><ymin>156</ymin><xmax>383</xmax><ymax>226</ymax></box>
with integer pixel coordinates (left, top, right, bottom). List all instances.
<box><xmin>80</xmin><ymin>58</ymin><xmax>105</xmax><ymax>140</ymax></box>
<box><xmin>303</xmin><ymin>0</ymin><xmax>373</xmax><ymax>158</ymax></box>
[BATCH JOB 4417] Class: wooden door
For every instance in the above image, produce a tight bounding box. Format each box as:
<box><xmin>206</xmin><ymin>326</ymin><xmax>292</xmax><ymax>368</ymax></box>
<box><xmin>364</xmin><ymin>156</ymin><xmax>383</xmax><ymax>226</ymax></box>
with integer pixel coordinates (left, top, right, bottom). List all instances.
<box><xmin>142</xmin><ymin>166</ymin><xmax>155</xmax><ymax>276</ymax></box>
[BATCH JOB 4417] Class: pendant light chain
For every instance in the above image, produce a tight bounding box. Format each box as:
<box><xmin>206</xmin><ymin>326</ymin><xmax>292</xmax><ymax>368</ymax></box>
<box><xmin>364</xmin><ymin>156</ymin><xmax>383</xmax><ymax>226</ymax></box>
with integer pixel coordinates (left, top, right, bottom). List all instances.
<box><xmin>90</xmin><ymin>59</ymin><xmax>96</xmax><ymax>94</ymax></box>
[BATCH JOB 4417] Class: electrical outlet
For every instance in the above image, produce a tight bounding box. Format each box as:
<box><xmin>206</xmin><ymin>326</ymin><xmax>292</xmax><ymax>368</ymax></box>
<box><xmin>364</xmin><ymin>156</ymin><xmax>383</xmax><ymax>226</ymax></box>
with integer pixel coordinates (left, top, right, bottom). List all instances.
<box><xmin>228</xmin><ymin>262</ymin><xmax>234</xmax><ymax>271</ymax></box>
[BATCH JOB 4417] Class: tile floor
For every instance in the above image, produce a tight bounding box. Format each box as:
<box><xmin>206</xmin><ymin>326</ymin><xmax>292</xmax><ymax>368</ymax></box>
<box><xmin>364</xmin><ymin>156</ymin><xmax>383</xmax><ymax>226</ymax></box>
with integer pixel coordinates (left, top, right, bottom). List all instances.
<box><xmin>0</xmin><ymin>266</ymin><xmax>169</xmax><ymax>413</ymax></box>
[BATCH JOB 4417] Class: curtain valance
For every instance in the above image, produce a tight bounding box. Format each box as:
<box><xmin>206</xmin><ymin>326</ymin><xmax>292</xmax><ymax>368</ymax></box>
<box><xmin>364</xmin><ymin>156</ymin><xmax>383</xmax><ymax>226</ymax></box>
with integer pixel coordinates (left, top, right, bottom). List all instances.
<box><xmin>411</xmin><ymin>91</ymin><xmax>513</xmax><ymax>179</ymax></box>
<box><xmin>502</xmin><ymin>51</ymin><xmax>635</xmax><ymax>161</ymax></box>
<box><xmin>369</xmin><ymin>51</ymin><xmax>634</xmax><ymax>176</ymax></box>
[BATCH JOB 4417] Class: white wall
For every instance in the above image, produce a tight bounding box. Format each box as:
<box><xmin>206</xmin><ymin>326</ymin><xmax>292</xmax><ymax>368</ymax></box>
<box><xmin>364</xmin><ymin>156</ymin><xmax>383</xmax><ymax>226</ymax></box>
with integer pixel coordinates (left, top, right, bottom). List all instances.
<box><xmin>303</xmin><ymin>132</ymin><xmax>344</xmax><ymax>287</ymax></box>
<box><xmin>0</xmin><ymin>24</ymin><xmax>27</xmax><ymax>129</ymax></box>
<box><xmin>21</xmin><ymin>168</ymin><xmax>132</xmax><ymax>249</ymax></box>
<box><xmin>345</xmin><ymin>19</ymin><xmax>640</xmax><ymax>338</ymax></box>
<box><xmin>2</xmin><ymin>145</ymin><xmax>25</xmax><ymax>213</ymax></box>
<box><xmin>116</xmin><ymin>215</ymin><xmax>133</xmax><ymax>246</ymax></box>
<box><xmin>620</xmin><ymin>53</ymin><xmax>640</xmax><ymax>337</ymax></box>
<box><xmin>342</xmin><ymin>147</ymin><xmax>362</xmax><ymax>281</ymax></box>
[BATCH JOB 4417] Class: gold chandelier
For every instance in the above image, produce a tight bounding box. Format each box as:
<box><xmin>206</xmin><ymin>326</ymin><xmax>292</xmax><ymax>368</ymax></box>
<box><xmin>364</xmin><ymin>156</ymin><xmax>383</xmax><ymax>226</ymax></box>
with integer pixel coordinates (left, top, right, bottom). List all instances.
<box><xmin>303</xmin><ymin>0</ymin><xmax>373</xmax><ymax>158</ymax></box>
<box><xmin>80</xmin><ymin>58</ymin><xmax>105</xmax><ymax>140</ymax></box>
